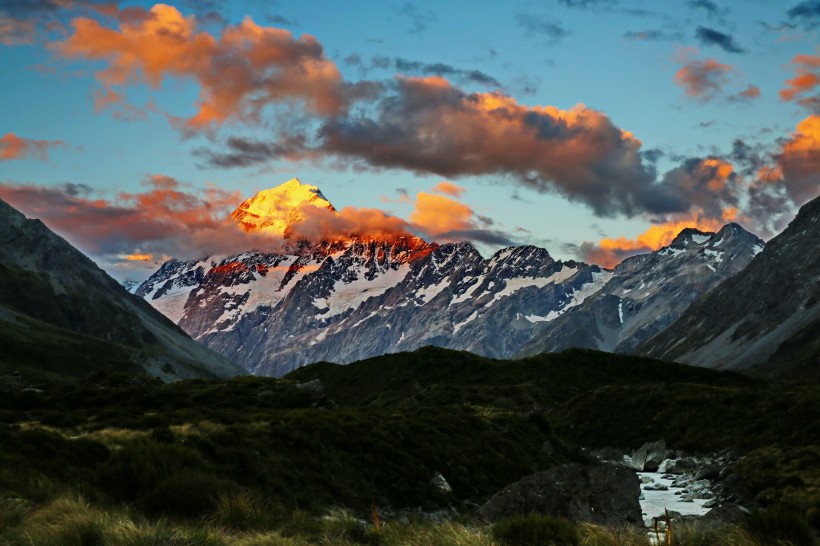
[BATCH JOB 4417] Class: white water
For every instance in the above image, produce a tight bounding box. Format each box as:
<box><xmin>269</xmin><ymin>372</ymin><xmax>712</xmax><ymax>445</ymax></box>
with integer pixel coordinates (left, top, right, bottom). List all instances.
<box><xmin>638</xmin><ymin>472</ymin><xmax>711</xmax><ymax>523</ymax></box>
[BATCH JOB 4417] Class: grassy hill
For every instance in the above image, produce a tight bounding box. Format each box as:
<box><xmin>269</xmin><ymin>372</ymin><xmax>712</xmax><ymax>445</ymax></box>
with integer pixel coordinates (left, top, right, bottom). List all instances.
<box><xmin>1</xmin><ymin>347</ymin><xmax>818</xmax><ymax>543</ymax></box>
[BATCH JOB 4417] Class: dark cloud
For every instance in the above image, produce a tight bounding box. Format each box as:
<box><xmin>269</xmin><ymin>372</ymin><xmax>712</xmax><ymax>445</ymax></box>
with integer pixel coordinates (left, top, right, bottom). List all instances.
<box><xmin>393</xmin><ymin>58</ymin><xmax>502</xmax><ymax>88</ymax></box>
<box><xmin>395</xmin><ymin>3</ymin><xmax>436</xmax><ymax>34</ymax></box>
<box><xmin>432</xmin><ymin>228</ymin><xmax>517</xmax><ymax>246</ymax></box>
<box><xmin>695</xmin><ymin>27</ymin><xmax>745</xmax><ymax>54</ymax></box>
<box><xmin>344</xmin><ymin>55</ymin><xmax>502</xmax><ymax>88</ymax></box>
<box><xmin>687</xmin><ymin>0</ymin><xmax>722</xmax><ymax>16</ymax></box>
<box><xmin>196</xmin><ymin>135</ymin><xmax>310</xmax><ymax>168</ymax></box>
<box><xmin>623</xmin><ymin>29</ymin><xmax>683</xmax><ymax>41</ymax></box>
<box><xmin>658</xmin><ymin>157</ymin><xmax>739</xmax><ymax>220</ymax></box>
<box><xmin>558</xmin><ymin>0</ymin><xmax>617</xmax><ymax>7</ymax></box>
<box><xmin>787</xmin><ymin>0</ymin><xmax>820</xmax><ymax>29</ymax></box>
<box><xmin>264</xmin><ymin>14</ymin><xmax>296</xmax><ymax>26</ymax></box>
<box><xmin>515</xmin><ymin>13</ymin><xmax>570</xmax><ymax>44</ymax></box>
<box><xmin>641</xmin><ymin>148</ymin><xmax>665</xmax><ymax>164</ymax></box>
<box><xmin>687</xmin><ymin>0</ymin><xmax>731</xmax><ymax>25</ymax></box>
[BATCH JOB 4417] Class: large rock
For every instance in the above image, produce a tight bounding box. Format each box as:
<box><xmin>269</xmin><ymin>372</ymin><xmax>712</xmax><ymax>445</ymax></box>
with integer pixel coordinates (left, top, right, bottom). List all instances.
<box><xmin>477</xmin><ymin>463</ymin><xmax>642</xmax><ymax>525</ymax></box>
<box><xmin>630</xmin><ymin>440</ymin><xmax>670</xmax><ymax>472</ymax></box>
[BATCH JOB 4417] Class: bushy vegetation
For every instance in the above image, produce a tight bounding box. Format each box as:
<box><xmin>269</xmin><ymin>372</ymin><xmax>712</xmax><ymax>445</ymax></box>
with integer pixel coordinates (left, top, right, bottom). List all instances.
<box><xmin>492</xmin><ymin>514</ymin><xmax>580</xmax><ymax>545</ymax></box>
<box><xmin>0</xmin><ymin>347</ymin><xmax>817</xmax><ymax>543</ymax></box>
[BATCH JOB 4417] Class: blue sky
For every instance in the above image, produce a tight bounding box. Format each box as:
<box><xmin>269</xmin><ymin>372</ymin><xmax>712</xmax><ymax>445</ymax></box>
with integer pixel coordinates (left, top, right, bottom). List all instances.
<box><xmin>0</xmin><ymin>0</ymin><xmax>817</xmax><ymax>279</ymax></box>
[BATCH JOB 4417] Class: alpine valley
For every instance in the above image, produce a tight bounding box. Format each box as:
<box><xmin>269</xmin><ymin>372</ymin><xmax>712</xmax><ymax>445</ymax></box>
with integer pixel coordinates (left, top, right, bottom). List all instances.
<box><xmin>129</xmin><ymin>178</ymin><xmax>818</xmax><ymax>379</ymax></box>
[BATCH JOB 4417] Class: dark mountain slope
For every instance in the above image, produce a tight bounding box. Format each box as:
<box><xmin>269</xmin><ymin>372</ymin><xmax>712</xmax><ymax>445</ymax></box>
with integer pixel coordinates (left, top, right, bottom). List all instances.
<box><xmin>642</xmin><ymin>194</ymin><xmax>820</xmax><ymax>379</ymax></box>
<box><xmin>0</xmin><ymin>198</ymin><xmax>244</xmax><ymax>381</ymax></box>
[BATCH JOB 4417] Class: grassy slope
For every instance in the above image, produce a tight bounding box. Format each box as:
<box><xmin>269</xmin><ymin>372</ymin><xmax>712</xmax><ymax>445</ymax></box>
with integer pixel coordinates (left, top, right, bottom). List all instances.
<box><xmin>0</xmin><ymin>309</ymin><xmax>147</xmax><ymax>381</ymax></box>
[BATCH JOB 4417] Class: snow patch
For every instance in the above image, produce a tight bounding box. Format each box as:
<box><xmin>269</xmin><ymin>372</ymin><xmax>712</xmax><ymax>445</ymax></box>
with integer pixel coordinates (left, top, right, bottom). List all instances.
<box><xmin>691</xmin><ymin>234</ymin><xmax>710</xmax><ymax>244</ymax></box>
<box><xmin>703</xmin><ymin>249</ymin><xmax>724</xmax><ymax>263</ymax></box>
<box><xmin>417</xmin><ymin>279</ymin><xmax>449</xmax><ymax>304</ymax></box>
<box><xmin>453</xmin><ymin>310</ymin><xmax>479</xmax><ymax>333</ymax></box>
<box><xmin>485</xmin><ymin>266</ymin><xmax>578</xmax><ymax>307</ymax></box>
<box><xmin>520</xmin><ymin>270</ymin><xmax>612</xmax><ymax>323</ymax></box>
<box><xmin>322</xmin><ymin>264</ymin><xmax>411</xmax><ymax>318</ymax></box>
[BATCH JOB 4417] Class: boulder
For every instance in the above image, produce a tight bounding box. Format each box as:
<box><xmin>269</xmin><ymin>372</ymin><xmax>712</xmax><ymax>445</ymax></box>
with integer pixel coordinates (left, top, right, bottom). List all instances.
<box><xmin>477</xmin><ymin>463</ymin><xmax>642</xmax><ymax>525</ymax></box>
<box><xmin>630</xmin><ymin>440</ymin><xmax>670</xmax><ymax>472</ymax></box>
<box><xmin>431</xmin><ymin>472</ymin><xmax>452</xmax><ymax>495</ymax></box>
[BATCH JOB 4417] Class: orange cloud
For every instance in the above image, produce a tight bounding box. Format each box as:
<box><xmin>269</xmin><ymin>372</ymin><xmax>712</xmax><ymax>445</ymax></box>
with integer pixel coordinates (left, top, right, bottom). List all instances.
<box><xmin>53</xmin><ymin>3</ymin><xmax>347</xmax><ymax>130</ymax></box>
<box><xmin>0</xmin><ymin>132</ymin><xmax>64</xmax><ymax>161</ymax></box>
<box><xmin>431</xmin><ymin>181</ymin><xmax>465</xmax><ymax>198</ymax></box>
<box><xmin>774</xmin><ymin>114</ymin><xmax>820</xmax><ymax>203</ymax></box>
<box><xmin>0</xmin><ymin>176</ymin><xmax>271</xmax><ymax>262</ymax></box>
<box><xmin>410</xmin><ymin>191</ymin><xmax>473</xmax><ymax>235</ymax></box>
<box><xmin>780</xmin><ymin>53</ymin><xmax>819</xmax><ymax>103</ymax></box>
<box><xmin>318</xmin><ymin>75</ymin><xmax>662</xmax><ymax>218</ymax></box>
<box><xmin>581</xmin><ymin>209</ymin><xmax>737</xmax><ymax>268</ymax></box>
<box><xmin>125</xmin><ymin>253</ymin><xmax>153</xmax><ymax>261</ymax></box>
<box><xmin>674</xmin><ymin>58</ymin><xmax>732</xmax><ymax>100</ymax></box>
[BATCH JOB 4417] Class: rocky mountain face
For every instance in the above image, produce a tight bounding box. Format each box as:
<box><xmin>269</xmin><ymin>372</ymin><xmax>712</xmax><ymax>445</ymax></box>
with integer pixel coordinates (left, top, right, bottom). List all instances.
<box><xmin>138</xmin><ymin>236</ymin><xmax>608</xmax><ymax>376</ymax></box>
<box><xmin>516</xmin><ymin>224</ymin><xmax>764</xmax><ymax>358</ymax></box>
<box><xmin>0</xmin><ymin>198</ymin><xmax>244</xmax><ymax>380</ymax></box>
<box><xmin>642</xmin><ymin>194</ymin><xmax>820</xmax><ymax>379</ymax></box>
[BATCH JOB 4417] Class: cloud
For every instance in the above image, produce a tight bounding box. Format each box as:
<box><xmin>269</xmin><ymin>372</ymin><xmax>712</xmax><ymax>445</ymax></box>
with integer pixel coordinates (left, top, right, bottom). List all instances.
<box><xmin>53</xmin><ymin>3</ymin><xmax>351</xmax><ymax>131</ymax></box>
<box><xmin>392</xmin><ymin>57</ymin><xmax>502</xmax><ymax>88</ymax></box>
<box><xmin>623</xmin><ymin>29</ymin><xmax>683</xmax><ymax>41</ymax></box>
<box><xmin>0</xmin><ymin>176</ymin><xmax>519</xmax><ymax>269</ymax></box>
<box><xmin>0</xmin><ymin>15</ymin><xmax>35</xmax><ymax>44</ymax></box>
<box><xmin>695</xmin><ymin>26</ymin><xmax>745</xmax><ymax>54</ymax></box>
<box><xmin>430</xmin><ymin>181</ymin><xmax>465</xmax><ymax>198</ymax></box>
<box><xmin>558</xmin><ymin>0</ymin><xmax>617</xmax><ymax>7</ymax></box>
<box><xmin>787</xmin><ymin>1</ymin><xmax>820</xmax><ymax>29</ymax></box>
<box><xmin>780</xmin><ymin>53</ymin><xmax>819</xmax><ymax>112</ymax></box>
<box><xmin>197</xmin><ymin>135</ymin><xmax>312</xmax><ymax>168</ymax></box>
<box><xmin>0</xmin><ymin>132</ymin><xmax>64</xmax><ymax>161</ymax></box>
<box><xmin>674</xmin><ymin>54</ymin><xmax>733</xmax><ymax>100</ymax></box>
<box><xmin>0</xmin><ymin>175</ymin><xmax>267</xmax><ymax>261</ymax></box>
<box><xmin>315</xmin><ymin>75</ymin><xmax>691</xmax><ymax>218</ymax></box>
<box><xmin>772</xmin><ymin>114</ymin><xmax>820</xmax><ymax>204</ymax></box>
<box><xmin>728</xmin><ymin>84</ymin><xmax>761</xmax><ymax>102</ymax></box>
<box><xmin>579</xmin><ymin>208</ymin><xmax>737</xmax><ymax>268</ymax></box>
<box><xmin>395</xmin><ymin>3</ymin><xmax>435</xmax><ymax>34</ymax></box>
<box><xmin>515</xmin><ymin>13</ymin><xmax>570</xmax><ymax>44</ymax></box>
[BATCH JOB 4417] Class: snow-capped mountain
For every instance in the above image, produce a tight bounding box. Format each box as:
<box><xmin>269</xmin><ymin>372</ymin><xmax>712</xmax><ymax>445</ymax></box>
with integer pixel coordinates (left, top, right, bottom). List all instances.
<box><xmin>135</xmin><ymin>178</ymin><xmax>767</xmax><ymax>377</ymax></box>
<box><xmin>516</xmin><ymin>223</ymin><xmax>764</xmax><ymax>357</ymax></box>
<box><xmin>642</xmin><ymin>194</ymin><xmax>820</xmax><ymax>379</ymax></box>
<box><xmin>231</xmin><ymin>178</ymin><xmax>335</xmax><ymax>235</ymax></box>
<box><xmin>135</xmin><ymin>179</ymin><xmax>608</xmax><ymax>375</ymax></box>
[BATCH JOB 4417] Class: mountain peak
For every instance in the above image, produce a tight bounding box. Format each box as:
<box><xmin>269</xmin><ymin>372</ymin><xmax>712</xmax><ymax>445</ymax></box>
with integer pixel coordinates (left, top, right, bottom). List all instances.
<box><xmin>231</xmin><ymin>178</ymin><xmax>336</xmax><ymax>236</ymax></box>
<box><xmin>669</xmin><ymin>227</ymin><xmax>713</xmax><ymax>248</ymax></box>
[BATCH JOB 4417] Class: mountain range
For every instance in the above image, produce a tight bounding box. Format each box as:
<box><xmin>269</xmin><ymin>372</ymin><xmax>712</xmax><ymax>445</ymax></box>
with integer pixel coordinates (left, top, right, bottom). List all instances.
<box><xmin>132</xmin><ymin>178</ymin><xmax>817</xmax><ymax>378</ymax></box>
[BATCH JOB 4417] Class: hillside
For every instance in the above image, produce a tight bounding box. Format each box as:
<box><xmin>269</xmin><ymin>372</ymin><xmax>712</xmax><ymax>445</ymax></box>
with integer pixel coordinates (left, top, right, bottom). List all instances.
<box><xmin>642</xmin><ymin>194</ymin><xmax>820</xmax><ymax>380</ymax></box>
<box><xmin>0</xmin><ymin>199</ymin><xmax>244</xmax><ymax>381</ymax></box>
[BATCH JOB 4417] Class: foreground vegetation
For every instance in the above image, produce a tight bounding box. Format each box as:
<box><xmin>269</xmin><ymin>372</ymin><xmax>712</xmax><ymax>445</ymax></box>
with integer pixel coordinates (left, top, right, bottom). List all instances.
<box><xmin>0</xmin><ymin>348</ymin><xmax>817</xmax><ymax>544</ymax></box>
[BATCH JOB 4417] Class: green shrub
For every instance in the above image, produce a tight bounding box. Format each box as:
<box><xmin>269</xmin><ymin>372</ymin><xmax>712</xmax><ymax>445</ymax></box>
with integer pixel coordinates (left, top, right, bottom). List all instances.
<box><xmin>492</xmin><ymin>514</ymin><xmax>580</xmax><ymax>546</ymax></box>
<box><xmin>210</xmin><ymin>493</ymin><xmax>280</xmax><ymax>531</ymax></box>
<box><xmin>0</xmin><ymin>497</ymin><xmax>30</xmax><ymax>532</ymax></box>
<box><xmin>94</xmin><ymin>439</ymin><xmax>207</xmax><ymax>501</ymax></box>
<box><xmin>745</xmin><ymin>505</ymin><xmax>817</xmax><ymax>546</ymax></box>
<box><xmin>141</xmin><ymin>469</ymin><xmax>240</xmax><ymax>518</ymax></box>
